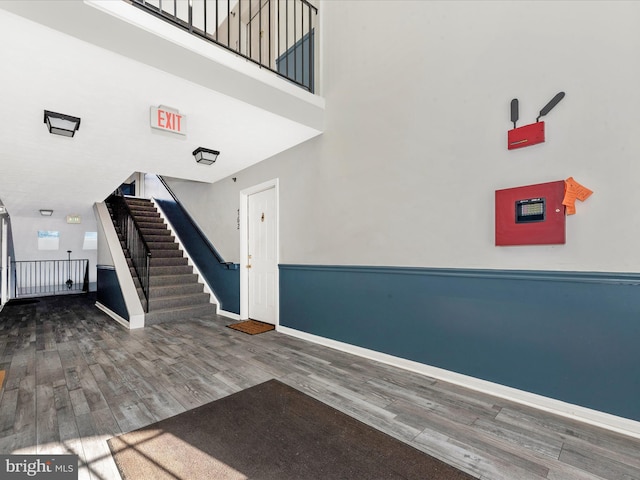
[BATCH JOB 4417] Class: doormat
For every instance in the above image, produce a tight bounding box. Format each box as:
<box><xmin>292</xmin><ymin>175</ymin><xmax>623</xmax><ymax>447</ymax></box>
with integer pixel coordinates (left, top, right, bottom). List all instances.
<box><xmin>227</xmin><ymin>319</ymin><xmax>275</xmax><ymax>335</ymax></box>
<box><xmin>108</xmin><ymin>379</ymin><xmax>475</xmax><ymax>480</ymax></box>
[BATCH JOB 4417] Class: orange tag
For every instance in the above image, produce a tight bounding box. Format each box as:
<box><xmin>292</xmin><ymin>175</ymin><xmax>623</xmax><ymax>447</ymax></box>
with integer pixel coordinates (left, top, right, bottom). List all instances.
<box><xmin>563</xmin><ymin>177</ymin><xmax>593</xmax><ymax>215</ymax></box>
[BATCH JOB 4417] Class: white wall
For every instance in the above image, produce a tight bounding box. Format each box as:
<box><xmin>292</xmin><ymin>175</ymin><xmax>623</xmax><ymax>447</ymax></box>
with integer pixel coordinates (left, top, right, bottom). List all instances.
<box><xmin>10</xmin><ymin>210</ymin><xmax>98</xmax><ymax>284</ymax></box>
<box><xmin>170</xmin><ymin>0</ymin><xmax>640</xmax><ymax>272</ymax></box>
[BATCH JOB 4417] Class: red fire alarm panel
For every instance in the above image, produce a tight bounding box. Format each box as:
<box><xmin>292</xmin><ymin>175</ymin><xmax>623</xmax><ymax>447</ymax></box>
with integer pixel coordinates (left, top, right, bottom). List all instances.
<box><xmin>495</xmin><ymin>180</ymin><xmax>566</xmax><ymax>246</ymax></box>
<box><xmin>508</xmin><ymin>122</ymin><xmax>545</xmax><ymax>150</ymax></box>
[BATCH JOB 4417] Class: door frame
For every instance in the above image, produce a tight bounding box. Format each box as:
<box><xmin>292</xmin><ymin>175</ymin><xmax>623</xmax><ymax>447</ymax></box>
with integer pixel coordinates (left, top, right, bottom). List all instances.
<box><xmin>239</xmin><ymin>178</ymin><xmax>279</xmax><ymax>324</ymax></box>
<box><xmin>1</xmin><ymin>218</ymin><xmax>7</xmax><ymax>305</ymax></box>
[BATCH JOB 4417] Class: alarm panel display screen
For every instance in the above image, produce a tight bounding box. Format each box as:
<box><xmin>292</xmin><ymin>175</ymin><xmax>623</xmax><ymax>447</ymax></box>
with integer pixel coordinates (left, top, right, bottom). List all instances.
<box><xmin>516</xmin><ymin>198</ymin><xmax>545</xmax><ymax>223</ymax></box>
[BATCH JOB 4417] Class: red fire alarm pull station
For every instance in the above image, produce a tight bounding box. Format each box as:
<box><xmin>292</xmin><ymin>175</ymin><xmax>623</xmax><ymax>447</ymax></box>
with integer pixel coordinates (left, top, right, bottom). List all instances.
<box><xmin>495</xmin><ymin>180</ymin><xmax>566</xmax><ymax>246</ymax></box>
<box><xmin>508</xmin><ymin>93</ymin><xmax>565</xmax><ymax>150</ymax></box>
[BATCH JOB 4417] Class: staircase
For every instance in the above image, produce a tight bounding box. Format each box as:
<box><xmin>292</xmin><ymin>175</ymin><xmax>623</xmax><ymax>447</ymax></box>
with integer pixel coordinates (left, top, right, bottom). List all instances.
<box><xmin>110</xmin><ymin>197</ymin><xmax>217</xmax><ymax>325</ymax></box>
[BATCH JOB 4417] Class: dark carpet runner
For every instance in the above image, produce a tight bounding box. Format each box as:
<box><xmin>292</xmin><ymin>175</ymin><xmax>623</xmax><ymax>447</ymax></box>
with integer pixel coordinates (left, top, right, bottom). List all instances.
<box><xmin>108</xmin><ymin>379</ymin><xmax>475</xmax><ymax>480</ymax></box>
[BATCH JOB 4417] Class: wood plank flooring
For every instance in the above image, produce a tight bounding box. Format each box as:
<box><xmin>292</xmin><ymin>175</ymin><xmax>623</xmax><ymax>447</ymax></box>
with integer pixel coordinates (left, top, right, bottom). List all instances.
<box><xmin>0</xmin><ymin>294</ymin><xmax>639</xmax><ymax>480</ymax></box>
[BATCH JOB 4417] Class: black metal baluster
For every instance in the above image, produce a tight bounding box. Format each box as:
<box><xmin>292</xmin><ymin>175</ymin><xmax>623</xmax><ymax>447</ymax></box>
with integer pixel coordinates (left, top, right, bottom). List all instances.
<box><xmin>295</xmin><ymin>0</ymin><xmax>298</xmax><ymax>83</ymax></box>
<box><xmin>203</xmin><ymin>0</ymin><xmax>207</xmax><ymax>35</ymax></box>
<box><xmin>302</xmin><ymin>1</ymin><xmax>305</xmax><ymax>88</ymax></box>
<box><xmin>285</xmin><ymin>0</ymin><xmax>289</xmax><ymax>79</ymax></box>
<box><xmin>258</xmin><ymin>0</ymin><xmax>262</xmax><ymax>65</ymax></box>
<box><xmin>308</xmin><ymin>1</ymin><xmax>312</xmax><ymax>91</ymax></box>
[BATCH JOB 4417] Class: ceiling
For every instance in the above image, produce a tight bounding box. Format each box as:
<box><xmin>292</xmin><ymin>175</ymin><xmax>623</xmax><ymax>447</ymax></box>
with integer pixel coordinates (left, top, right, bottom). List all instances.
<box><xmin>0</xmin><ymin>0</ymin><xmax>323</xmax><ymax>219</ymax></box>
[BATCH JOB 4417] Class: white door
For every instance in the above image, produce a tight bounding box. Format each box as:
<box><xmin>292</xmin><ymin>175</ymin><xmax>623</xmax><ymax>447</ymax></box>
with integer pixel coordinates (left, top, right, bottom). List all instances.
<box><xmin>247</xmin><ymin>187</ymin><xmax>277</xmax><ymax>324</ymax></box>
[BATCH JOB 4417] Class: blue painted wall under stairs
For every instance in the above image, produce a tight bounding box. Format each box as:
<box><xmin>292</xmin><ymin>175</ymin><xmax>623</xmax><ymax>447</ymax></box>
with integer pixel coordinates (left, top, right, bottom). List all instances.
<box><xmin>97</xmin><ymin>265</ymin><xmax>129</xmax><ymax>321</ymax></box>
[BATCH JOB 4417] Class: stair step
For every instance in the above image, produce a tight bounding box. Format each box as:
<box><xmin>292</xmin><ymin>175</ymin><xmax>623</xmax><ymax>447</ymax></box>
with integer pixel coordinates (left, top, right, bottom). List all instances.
<box><xmin>149</xmin><ymin>274</ymin><xmax>200</xmax><ymax>286</ymax></box>
<box><xmin>150</xmin><ymin>249</ymin><xmax>184</xmax><ymax>259</ymax></box>
<box><xmin>140</xmin><ymin>226</ymin><xmax>169</xmax><ymax>235</ymax></box>
<box><xmin>131</xmin><ymin>263</ymin><xmax>191</xmax><ymax>278</ymax></box>
<box><xmin>132</xmin><ymin>211</ymin><xmax>161</xmax><ymax>219</ymax></box>
<box><xmin>127</xmin><ymin>198</ymin><xmax>156</xmax><ymax>208</ymax></box>
<box><xmin>149</xmin><ymin>292</ymin><xmax>210</xmax><ymax>310</ymax></box>
<box><xmin>138</xmin><ymin>222</ymin><xmax>168</xmax><ymax>230</ymax></box>
<box><xmin>149</xmin><ymin>265</ymin><xmax>194</xmax><ymax>276</ymax></box>
<box><xmin>144</xmin><ymin>303</ymin><xmax>217</xmax><ymax>325</ymax></box>
<box><xmin>127</xmin><ymin>203</ymin><xmax>157</xmax><ymax>211</ymax></box>
<box><xmin>133</xmin><ymin>273</ymin><xmax>200</xmax><ymax>288</ymax></box>
<box><xmin>145</xmin><ymin>234</ymin><xmax>175</xmax><ymax>243</ymax></box>
<box><xmin>134</xmin><ymin>216</ymin><xmax>164</xmax><ymax>224</ymax></box>
<box><xmin>147</xmin><ymin>241</ymin><xmax>179</xmax><ymax>250</ymax></box>
<box><xmin>125</xmin><ymin>251</ymin><xmax>185</xmax><ymax>264</ymax></box>
<box><xmin>150</xmin><ymin>256</ymin><xmax>188</xmax><ymax>266</ymax></box>
<box><xmin>136</xmin><ymin>285</ymin><xmax>206</xmax><ymax>305</ymax></box>
<box><xmin>149</xmin><ymin>283</ymin><xmax>204</xmax><ymax>298</ymax></box>
<box><xmin>125</xmin><ymin>198</ymin><xmax>153</xmax><ymax>206</ymax></box>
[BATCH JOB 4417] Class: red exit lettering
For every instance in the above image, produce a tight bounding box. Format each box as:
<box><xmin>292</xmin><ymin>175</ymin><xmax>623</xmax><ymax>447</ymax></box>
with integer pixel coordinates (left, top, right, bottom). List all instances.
<box><xmin>150</xmin><ymin>106</ymin><xmax>186</xmax><ymax>135</ymax></box>
<box><xmin>157</xmin><ymin>109</ymin><xmax>183</xmax><ymax>132</ymax></box>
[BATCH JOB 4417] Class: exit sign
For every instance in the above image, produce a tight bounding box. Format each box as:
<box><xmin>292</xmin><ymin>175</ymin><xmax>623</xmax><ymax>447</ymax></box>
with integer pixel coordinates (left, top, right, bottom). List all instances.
<box><xmin>150</xmin><ymin>105</ymin><xmax>186</xmax><ymax>135</ymax></box>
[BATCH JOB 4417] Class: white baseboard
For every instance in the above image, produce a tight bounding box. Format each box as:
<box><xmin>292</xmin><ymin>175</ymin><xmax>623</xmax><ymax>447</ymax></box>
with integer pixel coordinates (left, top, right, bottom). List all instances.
<box><xmin>218</xmin><ymin>309</ymin><xmax>240</xmax><ymax>321</ymax></box>
<box><xmin>277</xmin><ymin>325</ymin><xmax>640</xmax><ymax>440</ymax></box>
<box><xmin>95</xmin><ymin>302</ymin><xmax>130</xmax><ymax>329</ymax></box>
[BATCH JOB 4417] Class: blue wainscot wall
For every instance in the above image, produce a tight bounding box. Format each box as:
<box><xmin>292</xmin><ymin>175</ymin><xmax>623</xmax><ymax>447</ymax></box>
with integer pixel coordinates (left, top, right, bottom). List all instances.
<box><xmin>279</xmin><ymin>265</ymin><xmax>640</xmax><ymax>422</ymax></box>
<box><xmin>97</xmin><ymin>265</ymin><xmax>128</xmax><ymax>321</ymax></box>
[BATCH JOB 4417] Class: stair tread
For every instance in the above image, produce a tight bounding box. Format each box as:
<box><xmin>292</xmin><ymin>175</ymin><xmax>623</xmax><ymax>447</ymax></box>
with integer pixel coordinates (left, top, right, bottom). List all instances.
<box><xmin>149</xmin><ymin>303</ymin><xmax>214</xmax><ymax>313</ymax></box>
<box><xmin>148</xmin><ymin>284</ymin><xmax>203</xmax><ymax>294</ymax></box>
<box><xmin>149</xmin><ymin>259</ymin><xmax>189</xmax><ymax>266</ymax></box>
<box><xmin>148</xmin><ymin>243</ymin><xmax>179</xmax><ymax>249</ymax></box>
<box><xmin>149</xmin><ymin>266</ymin><xmax>193</xmax><ymax>274</ymax></box>
<box><xmin>145</xmin><ymin>236</ymin><xmax>175</xmax><ymax>242</ymax></box>
<box><xmin>151</xmin><ymin>274</ymin><xmax>197</xmax><ymax>279</ymax></box>
<box><xmin>149</xmin><ymin>285</ymin><xmax>209</xmax><ymax>300</ymax></box>
<box><xmin>148</xmin><ymin>274</ymin><xmax>199</xmax><ymax>286</ymax></box>
<box><xmin>144</xmin><ymin>303</ymin><xmax>217</xmax><ymax>324</ymax></box>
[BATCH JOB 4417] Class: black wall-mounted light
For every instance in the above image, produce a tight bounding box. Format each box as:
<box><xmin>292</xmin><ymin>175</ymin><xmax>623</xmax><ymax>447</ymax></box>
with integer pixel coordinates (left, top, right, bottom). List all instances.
<box><xmin>44</xmin><ymin>110</ymin><xmax>81</xmax><ymax>137</ymax></box>
<box><xmin>39</xmin><ymin>209</ymin><xmax>53</xmax><ymax>216</ymax></box>
<box><xmin>193</xmin><ymin>147</ymin><xmax>220</xmax><ymax>165</ymax></box>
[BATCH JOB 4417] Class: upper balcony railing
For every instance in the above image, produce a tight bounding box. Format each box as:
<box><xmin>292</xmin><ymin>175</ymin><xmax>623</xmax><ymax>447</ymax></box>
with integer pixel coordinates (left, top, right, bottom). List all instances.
<box><xmin>129</xmin><ymin>0</ymin><xmax>318</xmax><ymax>93</ymax></box>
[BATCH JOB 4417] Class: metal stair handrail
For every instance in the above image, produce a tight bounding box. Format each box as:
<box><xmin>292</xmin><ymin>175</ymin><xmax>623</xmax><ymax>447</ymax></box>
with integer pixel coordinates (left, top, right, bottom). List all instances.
<box><xmin>106</xmin><ymin>194</ymin><xmax>152</xmax><ymax>312</ymax></box>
